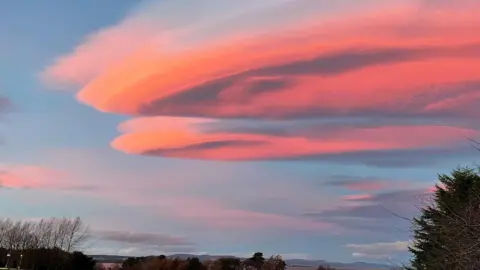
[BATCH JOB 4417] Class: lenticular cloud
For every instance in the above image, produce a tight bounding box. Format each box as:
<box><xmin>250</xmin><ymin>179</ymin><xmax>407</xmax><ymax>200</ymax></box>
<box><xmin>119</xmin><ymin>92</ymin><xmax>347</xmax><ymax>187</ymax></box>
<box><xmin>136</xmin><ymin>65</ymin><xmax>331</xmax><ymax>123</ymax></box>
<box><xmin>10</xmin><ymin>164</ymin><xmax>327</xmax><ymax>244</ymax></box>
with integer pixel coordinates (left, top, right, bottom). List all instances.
<box><xmin>42</xmin><ymin>0</ymin><xmax>480</xmax><ymax>162</ymax></box>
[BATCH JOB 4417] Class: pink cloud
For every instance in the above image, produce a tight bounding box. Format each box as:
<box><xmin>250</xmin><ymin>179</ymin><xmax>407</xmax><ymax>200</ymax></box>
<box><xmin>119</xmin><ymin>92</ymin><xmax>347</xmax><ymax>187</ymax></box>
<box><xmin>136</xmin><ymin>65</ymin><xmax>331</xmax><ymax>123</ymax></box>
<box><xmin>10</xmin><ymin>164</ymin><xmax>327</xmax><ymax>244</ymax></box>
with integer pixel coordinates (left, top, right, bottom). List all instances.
<box><xmin>87</xmin><ymin>186</ymin><xmax>332</xmax><ymax>231</ymax></box>
<box><xmin>343</xmin><ymin>182</ymin><xmax>387</xmax><ymax>192</ymax></box>
<box><xmin>0</xmin><ymin>165</ymin><xmax>66</xmax><ymax>189</ymax></box>
<box><xmin>40</xmin><ymin>18</ymin><xmax>166</xmax><ymax>88</ymax></box>
<box><xmin>41</xmin><ymin>1</ymin><xmax>480</xmax><ymax>161</ymax></box>
<box><xmin>43</xmin><ymin>6</ymin><xmax>480</xmax><ymax>118</ymax></box>
<box><xmin>146</xmin><ymin>196</ymin><xmax>333</xmax><ymax>231</ymax></box>
<box><xmin>109</xmin><ymin>117</ymin><xmax>478</xmax><ymax>160</ymax></box>
<box><xmin>342</xmin><ymin>194</ymin><xmax>373</xmax><ymax>201</ymax></box>
<box><xmin>0</xmin><ymin>164</ymin><xmax>95</xmax><ymax>191</ymax></box>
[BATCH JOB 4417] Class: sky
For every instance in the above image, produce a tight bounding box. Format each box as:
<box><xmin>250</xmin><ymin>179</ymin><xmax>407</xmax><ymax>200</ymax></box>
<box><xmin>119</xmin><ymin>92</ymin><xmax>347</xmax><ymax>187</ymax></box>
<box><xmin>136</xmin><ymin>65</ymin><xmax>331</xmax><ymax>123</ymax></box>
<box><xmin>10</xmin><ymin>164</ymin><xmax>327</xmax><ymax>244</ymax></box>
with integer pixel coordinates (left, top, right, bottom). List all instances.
<box><xmin>1</xmin><ymin>0</ymin><xmax>479</xmax><ymax>265</ymax></box>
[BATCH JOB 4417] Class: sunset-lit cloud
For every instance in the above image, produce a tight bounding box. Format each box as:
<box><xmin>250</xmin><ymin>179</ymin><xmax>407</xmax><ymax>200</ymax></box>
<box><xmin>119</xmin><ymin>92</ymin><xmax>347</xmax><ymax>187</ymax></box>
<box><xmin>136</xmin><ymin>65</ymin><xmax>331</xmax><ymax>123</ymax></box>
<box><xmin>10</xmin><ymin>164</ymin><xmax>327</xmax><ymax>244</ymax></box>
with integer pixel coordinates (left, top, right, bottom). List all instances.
<box><xmin>10</xmin><ymin>0</ymin><xmax>480</xmax><ymax>262</ymax></box>
<box><xmin>110</xmin><ymin>117</ymin><xmax>477</xmax><ymax>161</ymax></box>
<box><xmin>0</xmin><ymin>164</ymin><xmax>97</xmax><ymax>191</ymax></box>
<box><xmin>41</xmin><ymin>0</ymin><xmax>480</xmax><ymax>164</ymax></box>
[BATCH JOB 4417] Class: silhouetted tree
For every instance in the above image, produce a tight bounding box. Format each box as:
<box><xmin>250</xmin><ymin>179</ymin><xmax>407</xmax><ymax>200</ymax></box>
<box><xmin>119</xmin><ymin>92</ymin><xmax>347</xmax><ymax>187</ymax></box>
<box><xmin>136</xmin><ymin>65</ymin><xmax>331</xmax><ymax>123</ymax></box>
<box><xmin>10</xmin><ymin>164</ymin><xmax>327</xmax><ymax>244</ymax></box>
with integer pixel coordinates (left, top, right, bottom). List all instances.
<box><xmin>185</xmin><ymin>257</ymin><xmax>205</xmax><ymax>270</ymax></box>
<box><xmin>212</xmin><ymin>257</ymin><xmax>241</xmax><ymax>270</ymax></box>
<box><xmin>243</xmin><ymin>253</ymin><xmax>265</xmax><ymax>270</ymax></box>
<box><xmin>261</xmin><ymin>255</ymin><xmax>285</xmax><ymax>270</ymax></box>
<box><xmin>122</xmin><ymin>257</ymin><xmax>146</xmax><ymax>269</ymax></box>
<box><xmin>409</xmin><ymin>167</ymin><xmax>480</xmax><ymax>270</ymax></box>
<box><xmin>69</xmin><ymin>251</ymin><xmax>96</xmax><ymax>270</ymax></box>
<box><xmin>317</xmin><ymin>265</ymin><xmax>336</xmax><ymax>270</ymax></box>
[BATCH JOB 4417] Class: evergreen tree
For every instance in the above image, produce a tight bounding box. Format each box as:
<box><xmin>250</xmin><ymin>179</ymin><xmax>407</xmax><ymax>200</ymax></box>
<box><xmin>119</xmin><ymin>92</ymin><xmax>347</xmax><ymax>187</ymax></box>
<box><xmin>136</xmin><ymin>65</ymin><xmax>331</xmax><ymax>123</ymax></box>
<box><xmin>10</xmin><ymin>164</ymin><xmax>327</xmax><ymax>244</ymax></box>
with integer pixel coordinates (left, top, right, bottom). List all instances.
<box><xmin>186</xmin><ymin>257</ymin><xmax>205</xmax><ymax>270</ymax></box>
<box><xmin>409</xmin><ymin>167</ymin><xmax>480</xmax><ymax>270</ymax></box>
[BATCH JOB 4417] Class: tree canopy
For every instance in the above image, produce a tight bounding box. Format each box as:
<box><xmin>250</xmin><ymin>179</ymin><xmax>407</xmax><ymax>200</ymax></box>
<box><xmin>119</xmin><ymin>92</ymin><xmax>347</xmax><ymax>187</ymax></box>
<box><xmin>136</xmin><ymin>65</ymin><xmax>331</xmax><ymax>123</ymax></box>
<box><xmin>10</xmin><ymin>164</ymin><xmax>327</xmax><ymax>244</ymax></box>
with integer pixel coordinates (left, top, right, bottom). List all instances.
<box><xmin>118</xmin><ymin>253</ymin><xmax>290</xmax><ymax>270</ymax></box>
<box><xmin>409</xmin><ymin>167</ymin><xmax>480</xmax><ymax>270</ymax></box>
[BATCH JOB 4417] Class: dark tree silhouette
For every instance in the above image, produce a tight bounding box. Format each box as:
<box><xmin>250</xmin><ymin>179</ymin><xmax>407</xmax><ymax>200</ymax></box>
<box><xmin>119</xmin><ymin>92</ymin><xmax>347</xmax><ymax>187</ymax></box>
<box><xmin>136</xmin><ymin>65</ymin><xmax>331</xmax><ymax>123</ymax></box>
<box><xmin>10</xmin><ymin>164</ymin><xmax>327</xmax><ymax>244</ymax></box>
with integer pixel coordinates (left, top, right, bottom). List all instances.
<box><xmin>185</xmin><ymin>257</ymin><xmax>205</xmax><ymax>270</ymax></box>
<box><xmin>244</xmin><ymin>252</ymin><xmax>265</xmax><ymax>270</ymax></box>
<box><xmin>69</xmin><ymin>251</ymin><xmax>96</xmax><ymax>270</ymax></box>
<box><xmin>409</xmin><ymin>167</ymin><xmax>480</xmax><ymax>270</ymax></box>
<box><xmin>214</xmin><ymin>257</ymin><xmax>241</xmax><ymax>270</ymax></box>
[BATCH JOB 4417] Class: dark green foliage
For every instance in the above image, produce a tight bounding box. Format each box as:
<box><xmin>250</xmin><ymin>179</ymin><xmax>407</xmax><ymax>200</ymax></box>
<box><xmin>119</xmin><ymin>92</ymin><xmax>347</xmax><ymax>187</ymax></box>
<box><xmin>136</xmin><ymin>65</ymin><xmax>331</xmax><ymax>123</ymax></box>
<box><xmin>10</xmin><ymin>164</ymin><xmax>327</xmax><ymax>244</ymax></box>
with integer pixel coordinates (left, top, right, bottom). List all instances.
<box><xmin>185</xmin><ymin>257</ymin><xmax>205</xmax><ymax>270</ymax></box>
<box><xmin>70</xmin><ymin>251</ymin><xmax>96</xmax><ymax>270</ymax></box>
<box><xmin>409</xmin><ymin>167</ymin><xmax>480</xmax><ymax>270</ymax></box>
<box><xmin>216</xmin><ymin>257</ymin><xmax>241</xmax><ymax>270</ymax></box>
<box><xmin>122</xmin><ymin>257</ymin><xmax>147</xmax><ymax>269</ymax></box>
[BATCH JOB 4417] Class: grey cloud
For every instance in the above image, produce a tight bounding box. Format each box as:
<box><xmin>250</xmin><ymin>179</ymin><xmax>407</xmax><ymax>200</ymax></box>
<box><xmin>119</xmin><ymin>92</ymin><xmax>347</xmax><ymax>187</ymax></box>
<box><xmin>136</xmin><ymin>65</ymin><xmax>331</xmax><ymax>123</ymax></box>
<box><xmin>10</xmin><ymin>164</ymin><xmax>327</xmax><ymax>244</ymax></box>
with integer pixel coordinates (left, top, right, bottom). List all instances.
<box><xmin>250</xmin><ymin>47</ymin><xmax>429</xmax><ymax>76</ymax></box>
<box><xmin>293</xmin><ymin>147</ymin><xmax>479</xmax><ymax>168</ymax></box>
<box><xmin>323</xmin><ymin>175</ymin><xmax>385</xmax><ymax>187</ymax></box>
<box><xmin>330</xmin><ymin>217</ymin><xmax>410</xmax><ymax>236</ymax></box>
<box><xmin>0</xmin><ymin>96</ymin><xmax>11</xmax><ymax>115</ymax></box>
<box><xmin>305</xmin><ymin>203</ymin><xmax>415</xmax><ymax>220</ymax></box>
<box><xmin>204</xmin><ymin>116</ymin><xmax>480</xmax><ymax>139</ymax></box>
<box><xmin>93</xmin><ymin>230</ymin><xmax>194</xmax><ymax>251</ymax></box>
<box><xmin>142</xmin><ymin>144</ymin><xmax>478</xmax><ymax>168</ymax></box>
<box><xmin>303</xmin><ymin>188</ymin><xmax>430</xmax><ymax>233</ymax></box>
<box><xmin>144</xmin><ymin>139</ymin><xmax>266</xmax><ymax>157</ymax></box>
<box><xmin>249</xmin><ymin>43</ymin><xmax>480</xmax><ymax>77</ymax></box>
<box><xmin>0</xmin><ymin>96</ymin><xmax>11</xmax><ymax>144</ymax></box>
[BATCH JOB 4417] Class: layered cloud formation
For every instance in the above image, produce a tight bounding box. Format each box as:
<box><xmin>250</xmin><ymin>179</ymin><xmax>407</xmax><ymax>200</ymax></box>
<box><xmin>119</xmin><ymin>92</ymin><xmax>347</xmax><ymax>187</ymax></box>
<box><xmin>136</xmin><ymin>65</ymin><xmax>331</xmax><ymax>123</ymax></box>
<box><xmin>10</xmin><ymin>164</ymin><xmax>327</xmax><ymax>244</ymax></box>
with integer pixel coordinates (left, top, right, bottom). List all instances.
<box><xmin>42</xmin><ymin>0</ymin><xmax>480</xmax><ymax>162</ymax></box>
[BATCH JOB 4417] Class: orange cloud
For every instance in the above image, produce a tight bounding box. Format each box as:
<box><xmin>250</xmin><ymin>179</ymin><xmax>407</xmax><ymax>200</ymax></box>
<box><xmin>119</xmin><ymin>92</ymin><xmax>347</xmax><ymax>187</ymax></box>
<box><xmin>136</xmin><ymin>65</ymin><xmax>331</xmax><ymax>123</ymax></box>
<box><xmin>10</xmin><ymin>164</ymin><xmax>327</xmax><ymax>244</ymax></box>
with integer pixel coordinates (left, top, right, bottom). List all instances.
<box><xmin>42</xmin><ymin>2</ymin><xmax>480</xmax><ymax>161</ymax></box>
<box><xmin>56</xmin><ymin>8</ymin><xmax>480</xmax><ymax>118</ymax></box>
<box><xmin>40</xmin><ymin>18</ymin><xmax>167</xmax><ymax>88</ymax></box>
<box><xmin>110</xmin><ymin>117</ymin><xmax>478</xmax><ymax>160</ymax></box>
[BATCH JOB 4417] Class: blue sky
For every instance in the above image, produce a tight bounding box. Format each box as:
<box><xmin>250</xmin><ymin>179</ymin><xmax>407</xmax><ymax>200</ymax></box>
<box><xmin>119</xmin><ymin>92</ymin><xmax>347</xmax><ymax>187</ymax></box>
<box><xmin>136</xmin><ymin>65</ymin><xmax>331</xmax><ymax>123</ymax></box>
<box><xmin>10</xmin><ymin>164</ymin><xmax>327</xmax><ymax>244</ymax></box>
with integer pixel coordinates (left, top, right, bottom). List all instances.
<box><xmin>1</xmin><ymin>0</ymin><xmax>479</xmax><ymax>264</ymax></box>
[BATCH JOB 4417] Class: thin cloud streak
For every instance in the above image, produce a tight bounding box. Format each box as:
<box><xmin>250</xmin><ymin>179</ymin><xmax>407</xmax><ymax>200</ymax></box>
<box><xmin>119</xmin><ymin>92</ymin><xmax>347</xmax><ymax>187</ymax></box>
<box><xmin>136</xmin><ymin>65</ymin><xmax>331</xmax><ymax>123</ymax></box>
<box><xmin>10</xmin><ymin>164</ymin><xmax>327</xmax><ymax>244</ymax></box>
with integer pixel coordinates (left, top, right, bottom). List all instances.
<box><xmin>0</xmin><ymin>164</ymin><xmax>99</xmax><ymax>192</ymax></box>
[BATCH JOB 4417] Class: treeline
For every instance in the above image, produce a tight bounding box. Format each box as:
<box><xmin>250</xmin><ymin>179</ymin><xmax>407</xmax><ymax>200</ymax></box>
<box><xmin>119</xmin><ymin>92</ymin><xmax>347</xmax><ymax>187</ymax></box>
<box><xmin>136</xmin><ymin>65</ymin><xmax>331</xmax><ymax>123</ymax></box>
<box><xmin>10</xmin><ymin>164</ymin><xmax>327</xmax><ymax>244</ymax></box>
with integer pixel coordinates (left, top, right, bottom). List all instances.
<box><xmin>0</xmin><ymin>217</ymin><xmax>94</xmax><ymax>270</ymax></box>
<box><xmin>118</xmin><ymin>253</ymin><xmax>284</xmax><ymax>270</ymax></box>
<box><xmin>116</xmin><ymin>253</ymin><xmax>336</xmax><ymax>270</ymax></box>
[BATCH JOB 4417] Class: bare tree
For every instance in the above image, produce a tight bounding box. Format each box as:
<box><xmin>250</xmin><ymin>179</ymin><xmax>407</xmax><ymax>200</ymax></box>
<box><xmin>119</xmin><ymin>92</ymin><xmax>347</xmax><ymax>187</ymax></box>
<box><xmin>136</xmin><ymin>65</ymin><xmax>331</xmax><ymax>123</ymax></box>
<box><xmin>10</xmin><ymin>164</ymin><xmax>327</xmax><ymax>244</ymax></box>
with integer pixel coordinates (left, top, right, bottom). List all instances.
<box><xmin>0</xmin><ymin>217</ymin><xmax>88</xmax><ymax>251</ymax></box>
<box><xmin>4</xmin><ymin>221</ymin><xmax>24</xmax><ymax>250</ymax></box>
<box><xmin>65</xmin><ymin>217</ymin><xmax>89</xmax><ymax>252</ymax></box>
<box><xmin>0</xmin><ymin>219</ymin><xmax>13</xmax><ymax>248</ymax></box>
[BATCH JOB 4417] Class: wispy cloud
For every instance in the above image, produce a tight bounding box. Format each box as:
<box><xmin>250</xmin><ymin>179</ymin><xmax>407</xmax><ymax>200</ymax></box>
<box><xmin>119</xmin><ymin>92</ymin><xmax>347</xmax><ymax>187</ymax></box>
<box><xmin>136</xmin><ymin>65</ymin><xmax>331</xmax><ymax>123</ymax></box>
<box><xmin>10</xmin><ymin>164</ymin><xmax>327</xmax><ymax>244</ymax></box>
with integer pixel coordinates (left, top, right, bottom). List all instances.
<box><xmin>106</xmin><ymin>193</ymin><xmax>333</xmax><ymax>232</ymax></box>
<box><xmin>324</xmin><ymin>175</ymin><xmax>389</xmax><ymax>191</ymax></box>
<box><xmin>0</xmin><ymin>164</ymin><xmax>99</xmax><ymax>192</ymax></box>
<box><xmin>303</xmin><ymin>186</ymin><xmax>436</xmax><ymax>236</ymax></box>
<box><xmin>346</xmin><ymin>241</ymin><xmax>410</xmax><ymax>260</ymax></box>
<box><xmin>0</xmin><ymin>96</ymin><xmax>11</xmax><ymax>116</ymax></box>
<box><xmin>92</xmin><ymin>230</ymin><xmax>194</xmax><ymax>253</ymax></box>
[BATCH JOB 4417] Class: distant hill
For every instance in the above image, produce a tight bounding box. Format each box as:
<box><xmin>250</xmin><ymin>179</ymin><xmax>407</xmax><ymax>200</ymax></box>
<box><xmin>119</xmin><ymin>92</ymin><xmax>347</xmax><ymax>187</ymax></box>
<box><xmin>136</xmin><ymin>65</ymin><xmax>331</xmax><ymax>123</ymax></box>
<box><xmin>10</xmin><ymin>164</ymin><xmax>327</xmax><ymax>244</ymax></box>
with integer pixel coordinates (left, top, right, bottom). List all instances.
<box><xmin>90</xmin><ymin>254</ymin><xmax>395</xmax><ymax>269</ymax></box>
